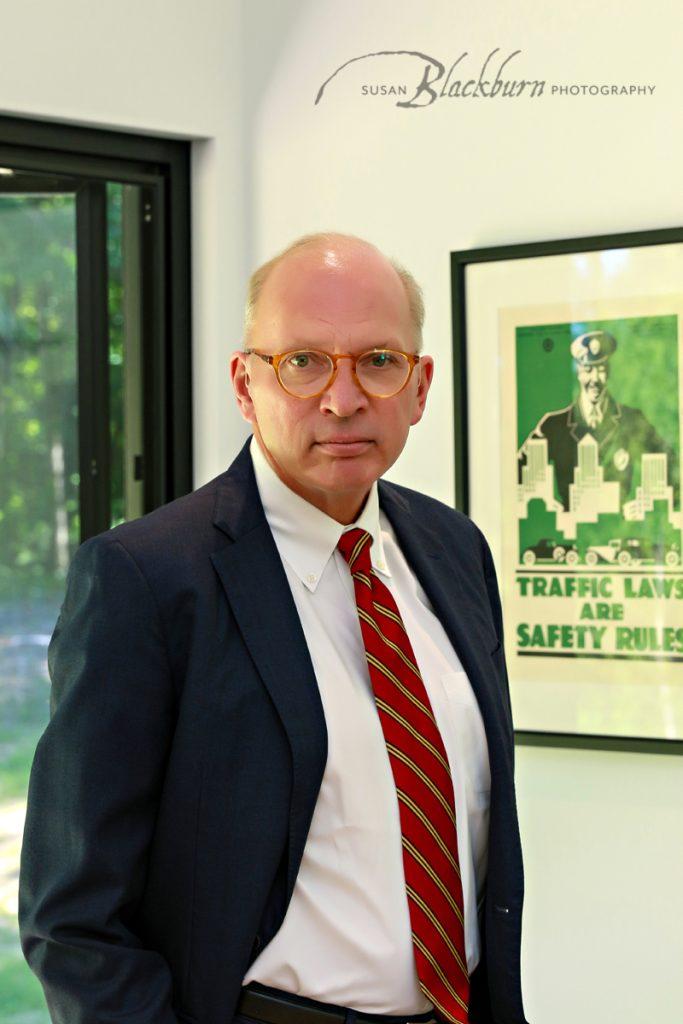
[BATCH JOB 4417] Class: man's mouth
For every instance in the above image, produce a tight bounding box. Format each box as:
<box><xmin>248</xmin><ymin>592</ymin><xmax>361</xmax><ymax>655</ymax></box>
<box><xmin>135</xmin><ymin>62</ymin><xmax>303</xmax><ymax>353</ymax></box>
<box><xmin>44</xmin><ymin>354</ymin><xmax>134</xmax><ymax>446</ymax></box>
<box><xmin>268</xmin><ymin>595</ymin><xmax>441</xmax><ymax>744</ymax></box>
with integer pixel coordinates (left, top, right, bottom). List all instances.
<box><xmin>315</xmin><ymin>439</ymin><xmax>374</xmax><ymax>456</ymax></box>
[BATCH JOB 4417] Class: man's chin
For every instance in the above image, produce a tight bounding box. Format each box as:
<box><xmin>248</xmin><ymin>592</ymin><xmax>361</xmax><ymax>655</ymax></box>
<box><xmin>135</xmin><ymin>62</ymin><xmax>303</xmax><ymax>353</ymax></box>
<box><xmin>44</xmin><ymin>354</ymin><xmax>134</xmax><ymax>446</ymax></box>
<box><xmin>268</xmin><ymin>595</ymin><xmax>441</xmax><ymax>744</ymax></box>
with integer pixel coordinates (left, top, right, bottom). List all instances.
<box><xmin>311</xmin><ymin>457</ymin><xmax>381</xmax><ymax>492</ymax></box>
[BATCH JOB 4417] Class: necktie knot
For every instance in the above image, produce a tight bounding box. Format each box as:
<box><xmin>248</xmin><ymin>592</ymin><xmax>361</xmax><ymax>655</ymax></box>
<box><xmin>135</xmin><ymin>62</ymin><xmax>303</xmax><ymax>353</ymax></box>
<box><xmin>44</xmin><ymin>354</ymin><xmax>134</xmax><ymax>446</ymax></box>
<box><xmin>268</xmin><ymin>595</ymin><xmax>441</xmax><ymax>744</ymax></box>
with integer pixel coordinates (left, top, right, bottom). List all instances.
<box><xmin>337</xmin><ymin>527</ymin><xmax>373</xmax><ymax>575</ymax></box>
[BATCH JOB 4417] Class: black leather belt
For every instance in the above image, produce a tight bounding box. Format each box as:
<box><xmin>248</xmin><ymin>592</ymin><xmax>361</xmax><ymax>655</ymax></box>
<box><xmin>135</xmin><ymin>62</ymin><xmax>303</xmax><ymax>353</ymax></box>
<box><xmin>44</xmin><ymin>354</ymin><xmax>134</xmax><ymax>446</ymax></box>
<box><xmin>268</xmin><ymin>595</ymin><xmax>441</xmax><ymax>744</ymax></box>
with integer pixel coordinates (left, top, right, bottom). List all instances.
<box><xmin>236</xmin><ymin>985</ymin><xmax>440</xmax><ymax>1024</ymax></box>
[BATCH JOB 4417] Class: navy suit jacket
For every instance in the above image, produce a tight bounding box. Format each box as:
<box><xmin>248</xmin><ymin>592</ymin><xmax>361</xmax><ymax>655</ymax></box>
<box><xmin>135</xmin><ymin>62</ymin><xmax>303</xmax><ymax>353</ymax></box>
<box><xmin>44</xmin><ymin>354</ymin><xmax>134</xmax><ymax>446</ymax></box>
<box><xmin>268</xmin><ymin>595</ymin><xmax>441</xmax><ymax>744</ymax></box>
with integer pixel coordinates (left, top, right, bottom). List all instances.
<box><xmin>19</xmin><ymin>438</ymin><xmax>529</xmax><ymax>1024</ymax></box>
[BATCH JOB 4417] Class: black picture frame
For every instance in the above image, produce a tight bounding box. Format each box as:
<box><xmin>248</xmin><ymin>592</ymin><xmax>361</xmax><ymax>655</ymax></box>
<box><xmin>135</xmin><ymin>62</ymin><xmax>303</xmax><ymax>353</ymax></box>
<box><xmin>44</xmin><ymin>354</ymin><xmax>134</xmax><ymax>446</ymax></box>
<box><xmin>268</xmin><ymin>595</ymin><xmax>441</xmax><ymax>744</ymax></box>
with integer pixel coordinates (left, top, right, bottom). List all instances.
<box><xmin>451</xmin><ymin>227</ymin><xmax>683</xmax><ymax>756</ymax></box>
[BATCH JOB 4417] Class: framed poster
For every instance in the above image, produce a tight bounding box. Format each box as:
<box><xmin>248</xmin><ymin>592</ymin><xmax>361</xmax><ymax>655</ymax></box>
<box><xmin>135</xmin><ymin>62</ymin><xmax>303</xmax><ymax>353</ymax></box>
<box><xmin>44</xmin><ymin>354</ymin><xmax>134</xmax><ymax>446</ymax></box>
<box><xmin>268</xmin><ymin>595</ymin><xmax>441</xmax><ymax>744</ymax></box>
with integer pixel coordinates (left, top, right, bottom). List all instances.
<box><xmin>451</xmin><ymin>228</ymin><xmax>683</xmax><ymax>753</ymax></box>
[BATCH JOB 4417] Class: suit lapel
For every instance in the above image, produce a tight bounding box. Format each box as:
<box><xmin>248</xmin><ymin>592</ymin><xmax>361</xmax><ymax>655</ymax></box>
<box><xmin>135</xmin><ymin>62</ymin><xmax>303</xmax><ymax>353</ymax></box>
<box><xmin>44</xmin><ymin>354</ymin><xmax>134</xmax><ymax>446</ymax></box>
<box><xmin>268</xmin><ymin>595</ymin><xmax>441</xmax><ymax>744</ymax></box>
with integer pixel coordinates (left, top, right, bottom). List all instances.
<box><xmin>568</xmin><ymin>400</ymin><xmax>583</xmax><ymax>443</ymax></box>
<box><xmin>378</xmin><ymin>481</ymin><xmax>511</xmax><ymax>745</ymax></box>
<box><xmin>210</xmin><ymin>440</ymin><xmax>327</xmax><ymax>902</ymax></box>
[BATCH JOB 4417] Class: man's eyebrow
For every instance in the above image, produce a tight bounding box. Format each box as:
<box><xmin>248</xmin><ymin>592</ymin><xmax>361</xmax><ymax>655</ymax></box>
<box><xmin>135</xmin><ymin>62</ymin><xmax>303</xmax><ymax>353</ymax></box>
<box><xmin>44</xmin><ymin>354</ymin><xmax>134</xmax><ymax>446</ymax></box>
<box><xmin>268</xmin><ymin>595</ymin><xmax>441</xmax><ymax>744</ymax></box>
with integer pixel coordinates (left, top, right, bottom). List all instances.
<box><xmin>286</xmin><ymin>339</ymin><xmax>405</xmax><ymax>349</ymax></box>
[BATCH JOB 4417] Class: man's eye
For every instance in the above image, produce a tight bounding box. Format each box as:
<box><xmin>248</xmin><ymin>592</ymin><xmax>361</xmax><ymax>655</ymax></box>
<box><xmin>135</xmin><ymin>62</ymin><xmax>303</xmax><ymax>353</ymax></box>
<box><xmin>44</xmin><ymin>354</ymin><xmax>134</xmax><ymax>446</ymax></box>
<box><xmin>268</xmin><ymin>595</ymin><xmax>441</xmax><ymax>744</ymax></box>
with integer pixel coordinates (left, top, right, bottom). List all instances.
<box><xmin>369</xmin><ymin>352</ymin><xmax>395</xmax><ymax>367</ymax></box>
<box><xmin>290</xmin><ymin>354</ymin><xmax>309</xmax><ymax>368</ymax></box>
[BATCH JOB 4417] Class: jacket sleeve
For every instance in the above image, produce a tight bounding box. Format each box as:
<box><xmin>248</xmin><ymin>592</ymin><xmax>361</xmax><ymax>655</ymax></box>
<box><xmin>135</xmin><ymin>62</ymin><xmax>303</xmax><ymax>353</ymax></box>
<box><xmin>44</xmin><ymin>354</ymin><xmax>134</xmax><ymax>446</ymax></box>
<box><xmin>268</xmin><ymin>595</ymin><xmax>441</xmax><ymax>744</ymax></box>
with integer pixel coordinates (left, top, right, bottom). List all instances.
<box><xmin>18</xmin><ymin>533</ymin><xmax>182</xmax><ymax>1024</ymax></box>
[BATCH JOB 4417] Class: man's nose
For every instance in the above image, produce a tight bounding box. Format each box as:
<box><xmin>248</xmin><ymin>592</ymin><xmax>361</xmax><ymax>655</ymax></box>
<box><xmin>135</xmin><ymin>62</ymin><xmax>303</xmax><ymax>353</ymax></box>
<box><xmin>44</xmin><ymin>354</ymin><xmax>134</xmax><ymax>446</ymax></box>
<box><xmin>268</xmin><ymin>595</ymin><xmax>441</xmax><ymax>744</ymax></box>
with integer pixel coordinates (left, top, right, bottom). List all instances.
<box><xmin>319</xmin><ymin>358</ymin><xmax>369</xmax><ymax>417</ymax></box>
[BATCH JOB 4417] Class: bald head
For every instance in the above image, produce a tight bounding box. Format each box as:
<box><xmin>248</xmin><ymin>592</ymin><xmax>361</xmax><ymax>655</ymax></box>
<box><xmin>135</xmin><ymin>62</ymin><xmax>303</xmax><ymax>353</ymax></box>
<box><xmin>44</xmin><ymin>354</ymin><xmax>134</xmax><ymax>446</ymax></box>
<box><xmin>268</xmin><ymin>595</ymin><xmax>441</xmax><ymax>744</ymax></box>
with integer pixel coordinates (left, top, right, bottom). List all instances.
<box><xmin>243</xmin><ymin>232</ymin><xmax>425</xmax><ymax>351</ymax></box>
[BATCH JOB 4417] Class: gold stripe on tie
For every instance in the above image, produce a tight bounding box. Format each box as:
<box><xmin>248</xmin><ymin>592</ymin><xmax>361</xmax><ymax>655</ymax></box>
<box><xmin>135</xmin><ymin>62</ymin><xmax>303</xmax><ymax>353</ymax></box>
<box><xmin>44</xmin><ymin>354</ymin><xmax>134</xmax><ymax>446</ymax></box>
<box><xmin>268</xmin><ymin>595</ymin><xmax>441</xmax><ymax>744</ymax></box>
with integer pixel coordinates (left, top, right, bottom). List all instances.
<box><xmin>386</xmin><ymin>743</ymin><xmax>456</xmax><ymax>826</ymax></box>
<box><xmin>412</xmin><ymin>933</ymin><xmax>469</xmax><ymax>1014</ymax></box>
<box><xmin>402</xmin><ymin>836</ymin><xmax>464</xmax><ymax>924</ymax></box>
<box><xmin>348</xmin><ymin>532</ymin><xmax>369</xmax><ymax>568</ymax></box>
<box><xmin>406</xmin><ymin>884</ymin><xmax>469</xmax><ymax>979</ymax></box>
<box><xmin>376</xmin><ymin>698</ymin><xmax>451</xmax><ymax>776</ymax></box>
<box><xmin>371</xmin><ymin>600</ymin><xmax>408</xmax><ymax>633</ymax></box>
<box><xmin>358</xmin><ymin>608</ymin><xmax>422</xmax><ymax>680</ymax></box>
<box><xmin>397</xmin><ymin>789</ymin><xmax>460</xmax><ymax>875</ymax></box>
<box><xmin>420</xmin><ymin>984</ymin><xmax>462</xmax><ymax>1024</ymax></box>
<box><xmin>352</xmin><ymin>571</ymin><xmax>373</xmax><ymax>590</ymax></box>
<box><xmin>365</xmin><ymin>653</ymin><xmax>437</xmax><ymax>726</ymax></box>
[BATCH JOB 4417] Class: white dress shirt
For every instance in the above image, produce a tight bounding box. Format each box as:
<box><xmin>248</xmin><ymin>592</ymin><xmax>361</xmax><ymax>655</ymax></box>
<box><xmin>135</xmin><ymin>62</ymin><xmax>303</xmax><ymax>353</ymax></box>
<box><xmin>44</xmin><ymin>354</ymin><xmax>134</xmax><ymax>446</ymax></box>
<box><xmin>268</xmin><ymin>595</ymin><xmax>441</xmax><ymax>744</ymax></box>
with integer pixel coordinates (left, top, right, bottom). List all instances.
<box><xmin>242</xmin><ymin>436</ymin><xmax>491</xmax><ymax>1015</ymax></box>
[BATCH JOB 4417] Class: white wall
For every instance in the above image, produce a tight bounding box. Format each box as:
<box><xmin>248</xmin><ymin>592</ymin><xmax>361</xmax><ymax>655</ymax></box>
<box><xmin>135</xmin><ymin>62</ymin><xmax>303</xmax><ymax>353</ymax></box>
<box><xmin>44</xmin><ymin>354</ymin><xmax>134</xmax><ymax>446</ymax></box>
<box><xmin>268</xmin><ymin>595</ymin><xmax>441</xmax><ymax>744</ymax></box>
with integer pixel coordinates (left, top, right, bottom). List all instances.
<box><xmin>243</xmin><ymin>2</ymin><xmax>683</xmax><ymax>1022</ymax></box>
<box><xmin>2</xmin><ymin>1</ymin><xmax>682</xmax><ymax>1021</ymax></box>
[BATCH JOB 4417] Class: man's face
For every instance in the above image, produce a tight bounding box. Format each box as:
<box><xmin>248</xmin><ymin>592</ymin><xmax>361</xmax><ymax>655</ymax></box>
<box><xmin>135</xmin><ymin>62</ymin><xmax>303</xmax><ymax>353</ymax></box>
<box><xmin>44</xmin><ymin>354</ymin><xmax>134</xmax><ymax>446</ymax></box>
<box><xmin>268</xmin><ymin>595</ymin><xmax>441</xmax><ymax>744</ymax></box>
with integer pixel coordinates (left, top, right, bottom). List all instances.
<box><xmin>578</xmin><ymin>361</ymin><xmax>608</xmax><ymax>405</ymax></box>
<box><xmin>231</xmin><ymin>242</ymin><xmax>433</xmax><ymax>523</ymax></box>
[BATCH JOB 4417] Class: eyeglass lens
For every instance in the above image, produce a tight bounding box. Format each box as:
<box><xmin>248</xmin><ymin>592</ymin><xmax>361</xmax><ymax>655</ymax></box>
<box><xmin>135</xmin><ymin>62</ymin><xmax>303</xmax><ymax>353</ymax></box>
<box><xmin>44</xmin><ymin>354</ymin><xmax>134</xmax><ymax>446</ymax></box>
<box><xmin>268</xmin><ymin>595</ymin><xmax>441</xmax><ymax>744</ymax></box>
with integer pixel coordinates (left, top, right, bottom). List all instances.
<box><xmin>278</xmin><ymin>350</ymin><xmax>410</xmax><ymax>397</ymax></box>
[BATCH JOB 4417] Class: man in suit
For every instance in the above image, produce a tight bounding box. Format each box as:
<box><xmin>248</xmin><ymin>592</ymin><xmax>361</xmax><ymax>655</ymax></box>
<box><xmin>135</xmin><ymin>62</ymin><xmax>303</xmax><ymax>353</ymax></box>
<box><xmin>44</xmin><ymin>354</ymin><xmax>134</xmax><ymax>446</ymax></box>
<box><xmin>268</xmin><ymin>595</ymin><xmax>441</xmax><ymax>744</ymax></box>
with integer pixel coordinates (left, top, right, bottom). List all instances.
<box><xmin>518</xmin><ymin>330</ymin><xmax>677</xmax><ymax>509</ymax></box>
<box><xmin>19</xmin><ymin>233</ymin><xmax>529</xmax><ymax>1024</ymax></box>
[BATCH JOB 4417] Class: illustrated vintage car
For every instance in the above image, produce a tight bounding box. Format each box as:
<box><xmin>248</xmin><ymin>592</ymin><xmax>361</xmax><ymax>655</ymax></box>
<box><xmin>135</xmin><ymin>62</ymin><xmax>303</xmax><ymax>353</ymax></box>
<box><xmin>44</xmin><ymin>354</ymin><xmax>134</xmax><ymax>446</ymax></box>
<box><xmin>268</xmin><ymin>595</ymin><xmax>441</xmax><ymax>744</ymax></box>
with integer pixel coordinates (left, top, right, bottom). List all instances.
<box><xmin>584</xmin><ymin>537</ymin><xmax>655</xmax><ymax>566</ymax></box>
<box><xmin>521</xmin><ymin>538</ymin><xmax>578</xmax><ymax>565</ymax></box>
<box><xmin>523</xmin><ymin>536</ymin><xmax>680</xmax><ymax>569</ymax></box>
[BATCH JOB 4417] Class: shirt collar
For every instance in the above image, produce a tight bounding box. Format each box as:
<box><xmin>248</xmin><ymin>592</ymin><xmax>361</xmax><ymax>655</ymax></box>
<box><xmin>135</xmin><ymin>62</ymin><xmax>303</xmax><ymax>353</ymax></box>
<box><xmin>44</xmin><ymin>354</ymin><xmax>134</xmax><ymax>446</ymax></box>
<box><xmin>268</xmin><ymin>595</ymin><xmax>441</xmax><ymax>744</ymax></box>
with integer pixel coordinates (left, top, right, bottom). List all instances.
<box><xmin>249</xmin><ymin>435</ymin><xmax>390</xmax><ymax>592</ymax></box>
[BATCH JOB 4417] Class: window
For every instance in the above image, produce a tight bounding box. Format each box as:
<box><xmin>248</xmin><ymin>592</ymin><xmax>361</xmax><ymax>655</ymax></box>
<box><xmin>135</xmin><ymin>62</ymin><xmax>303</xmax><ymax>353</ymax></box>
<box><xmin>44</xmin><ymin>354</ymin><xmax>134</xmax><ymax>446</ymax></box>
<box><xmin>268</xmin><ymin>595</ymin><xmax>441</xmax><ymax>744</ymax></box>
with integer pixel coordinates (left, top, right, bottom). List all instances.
<box><xmin>0</xmin><ymin>115</ymin><xmax>191</xmax><ymax>1020</ymax></box>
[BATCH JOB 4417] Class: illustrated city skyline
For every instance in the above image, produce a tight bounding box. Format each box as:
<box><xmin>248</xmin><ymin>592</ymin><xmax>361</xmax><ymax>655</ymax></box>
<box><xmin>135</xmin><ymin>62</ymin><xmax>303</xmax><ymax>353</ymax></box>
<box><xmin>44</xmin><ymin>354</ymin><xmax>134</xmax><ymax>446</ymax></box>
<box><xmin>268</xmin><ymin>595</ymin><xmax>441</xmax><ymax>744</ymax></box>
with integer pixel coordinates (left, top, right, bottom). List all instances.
<box><xmin>518</xmin><ymin>435</ymin><xmax>683</xmax><ymax>565</ymax></box>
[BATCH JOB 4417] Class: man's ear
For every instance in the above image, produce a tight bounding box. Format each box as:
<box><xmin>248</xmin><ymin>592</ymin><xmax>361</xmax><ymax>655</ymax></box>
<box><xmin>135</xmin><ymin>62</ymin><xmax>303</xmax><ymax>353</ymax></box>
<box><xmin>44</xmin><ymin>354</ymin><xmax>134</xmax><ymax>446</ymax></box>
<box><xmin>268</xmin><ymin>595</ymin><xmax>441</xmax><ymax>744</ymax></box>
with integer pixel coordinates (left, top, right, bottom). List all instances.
<box><xmin>230</xmin><ymin>349</ymin><xmax>256</xmax><ymax>424</ymax></box>
<box><xmin>410</xmin><ymin>355</ymin><xmax>434</xmax><ymax>426</ymax></box>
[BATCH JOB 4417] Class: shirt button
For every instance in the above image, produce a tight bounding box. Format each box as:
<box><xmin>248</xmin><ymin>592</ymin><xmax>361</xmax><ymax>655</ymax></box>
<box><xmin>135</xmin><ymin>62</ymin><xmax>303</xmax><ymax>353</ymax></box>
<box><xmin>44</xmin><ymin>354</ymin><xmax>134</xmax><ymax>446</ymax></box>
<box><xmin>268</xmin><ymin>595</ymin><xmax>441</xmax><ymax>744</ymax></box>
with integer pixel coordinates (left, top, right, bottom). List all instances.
<box><xmin>306</xmin><ymin>573</ymin><xmax>317</xmax><ymax>584</ymax></box>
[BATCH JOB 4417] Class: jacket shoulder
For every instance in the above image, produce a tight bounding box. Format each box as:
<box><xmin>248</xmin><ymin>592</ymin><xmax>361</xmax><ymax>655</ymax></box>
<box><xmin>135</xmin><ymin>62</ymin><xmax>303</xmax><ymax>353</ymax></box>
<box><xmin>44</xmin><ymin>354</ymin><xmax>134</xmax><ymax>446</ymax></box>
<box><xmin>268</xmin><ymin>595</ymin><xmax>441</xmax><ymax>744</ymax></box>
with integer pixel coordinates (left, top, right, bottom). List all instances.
<box><xmin>103</xmin><ymin>473</ymin><xmax>224</xmax><ymax>547</ymax></box>
<box><xmin>535</xmin><ymin>403</ymin><xmax>574</xmax><ymax>433</ymax></box>
<box><xmin>70</xmin><ymin>470</ymin><xmax>233</xmax><ymax>597</ymax></box>
<box><xmin>380</xmin><ymin>478</ymin><xmax>479</xmax><ymax>537</ymax></box>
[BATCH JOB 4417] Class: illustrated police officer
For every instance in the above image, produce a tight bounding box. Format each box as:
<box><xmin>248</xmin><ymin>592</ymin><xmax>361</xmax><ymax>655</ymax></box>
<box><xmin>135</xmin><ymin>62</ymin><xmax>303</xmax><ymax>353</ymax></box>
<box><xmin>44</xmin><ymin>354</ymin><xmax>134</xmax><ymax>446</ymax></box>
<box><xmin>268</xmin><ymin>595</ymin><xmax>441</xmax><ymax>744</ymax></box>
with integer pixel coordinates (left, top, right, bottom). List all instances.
<box><xmin>518</xmin><ymin>329</ymin><xmax>677</xmax><ymax>509</ymax></box>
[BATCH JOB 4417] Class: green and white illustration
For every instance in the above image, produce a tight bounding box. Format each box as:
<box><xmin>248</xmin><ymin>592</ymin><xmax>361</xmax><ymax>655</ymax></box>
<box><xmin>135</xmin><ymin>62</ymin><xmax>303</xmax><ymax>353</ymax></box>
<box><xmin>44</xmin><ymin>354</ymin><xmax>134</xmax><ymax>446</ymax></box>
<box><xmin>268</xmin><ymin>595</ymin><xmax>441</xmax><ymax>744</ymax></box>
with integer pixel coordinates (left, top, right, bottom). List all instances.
<box><xmin>499</xmin><ymin>307</ymin><xmax>683</xmax><ymax>664</ymax></box>
<box><xmin>516</xmin><ymin>317</ymin><xmax>681</xmax><ymax>571</ymax></box>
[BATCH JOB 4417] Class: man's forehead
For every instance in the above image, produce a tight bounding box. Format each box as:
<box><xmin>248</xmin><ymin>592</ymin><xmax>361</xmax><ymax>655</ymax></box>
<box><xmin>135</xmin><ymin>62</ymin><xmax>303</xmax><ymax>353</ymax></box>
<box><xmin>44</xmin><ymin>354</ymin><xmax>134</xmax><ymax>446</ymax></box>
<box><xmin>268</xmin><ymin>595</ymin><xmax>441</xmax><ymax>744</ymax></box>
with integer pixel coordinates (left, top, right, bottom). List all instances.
<box><xmin>266</xmin><ymin>245</ymin><xmax>400</xmax><ymax>295</ymax></box>
<box><xmin>253</xmin><ymin>244</ymin><xmax>411</xmax><ymax>337</ymax></box>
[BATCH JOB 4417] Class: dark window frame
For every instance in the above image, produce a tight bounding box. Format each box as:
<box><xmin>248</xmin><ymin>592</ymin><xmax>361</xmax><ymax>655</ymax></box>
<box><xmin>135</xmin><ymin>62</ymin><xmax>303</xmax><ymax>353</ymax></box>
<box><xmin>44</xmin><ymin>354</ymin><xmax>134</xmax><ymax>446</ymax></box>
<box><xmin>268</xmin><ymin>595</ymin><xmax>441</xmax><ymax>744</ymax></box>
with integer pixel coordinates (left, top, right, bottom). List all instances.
<box><xmin>0</xmin><ymin>114</ymin><xmax>192</xmax><ymax>538</ymax></box>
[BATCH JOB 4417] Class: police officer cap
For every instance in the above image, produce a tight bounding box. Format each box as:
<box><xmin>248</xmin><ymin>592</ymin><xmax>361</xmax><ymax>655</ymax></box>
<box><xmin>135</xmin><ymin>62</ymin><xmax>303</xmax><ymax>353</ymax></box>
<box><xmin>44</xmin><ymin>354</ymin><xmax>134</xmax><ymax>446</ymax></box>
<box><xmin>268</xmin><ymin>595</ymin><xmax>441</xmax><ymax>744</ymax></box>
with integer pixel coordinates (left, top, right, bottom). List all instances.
<box><xmin>570</xmin><ymin>330</ymin><xmax>617</xmax><ymax>365</ymax></box>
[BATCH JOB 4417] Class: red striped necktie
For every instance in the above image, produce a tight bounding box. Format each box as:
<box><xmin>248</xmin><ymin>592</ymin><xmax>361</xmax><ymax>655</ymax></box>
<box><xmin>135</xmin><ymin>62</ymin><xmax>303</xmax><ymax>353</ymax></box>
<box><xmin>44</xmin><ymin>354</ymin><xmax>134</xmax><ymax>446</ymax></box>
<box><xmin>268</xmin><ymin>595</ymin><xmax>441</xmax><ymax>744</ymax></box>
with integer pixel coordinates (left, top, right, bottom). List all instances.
<box><xmin>337</xmin><ymin>528</ymin><xmax>469</xmax><ymax>1024</ymax></box>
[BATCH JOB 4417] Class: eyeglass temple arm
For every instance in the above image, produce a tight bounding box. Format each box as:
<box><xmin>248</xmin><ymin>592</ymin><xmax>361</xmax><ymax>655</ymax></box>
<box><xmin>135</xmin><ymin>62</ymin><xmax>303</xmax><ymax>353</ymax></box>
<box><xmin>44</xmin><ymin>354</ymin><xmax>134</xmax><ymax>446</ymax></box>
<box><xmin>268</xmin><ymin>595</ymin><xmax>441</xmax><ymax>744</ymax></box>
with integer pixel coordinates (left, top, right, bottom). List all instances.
<box><xmin>244</xmin><ymin>350</ymin><xmax>275</xmax><ymax>365</ymax></box>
